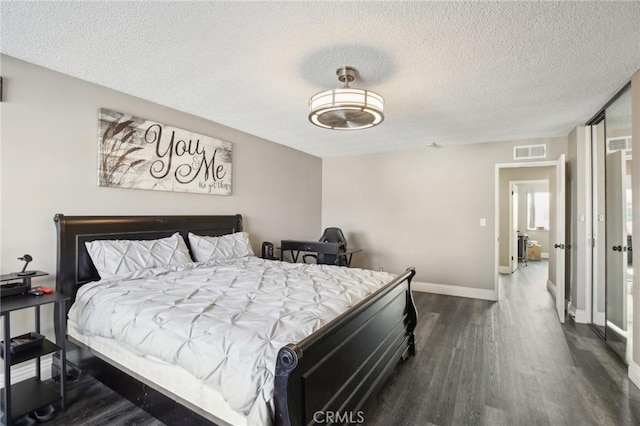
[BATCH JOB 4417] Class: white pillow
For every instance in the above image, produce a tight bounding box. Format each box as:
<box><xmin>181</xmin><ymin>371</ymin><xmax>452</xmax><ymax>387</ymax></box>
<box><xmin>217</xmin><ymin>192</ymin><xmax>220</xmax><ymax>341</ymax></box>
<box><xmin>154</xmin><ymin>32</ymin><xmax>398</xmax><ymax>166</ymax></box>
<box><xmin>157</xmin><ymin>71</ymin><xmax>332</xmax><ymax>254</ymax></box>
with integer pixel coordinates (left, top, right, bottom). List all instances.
<box><xmin>188</xmin><ymin>232</ymin><xmax>254</xmax><ymax>262</ymax></box>
<box><xmin>85</xmin><ymin>233</ymin><xmax>192</xmax><ymax>279</ymax></box>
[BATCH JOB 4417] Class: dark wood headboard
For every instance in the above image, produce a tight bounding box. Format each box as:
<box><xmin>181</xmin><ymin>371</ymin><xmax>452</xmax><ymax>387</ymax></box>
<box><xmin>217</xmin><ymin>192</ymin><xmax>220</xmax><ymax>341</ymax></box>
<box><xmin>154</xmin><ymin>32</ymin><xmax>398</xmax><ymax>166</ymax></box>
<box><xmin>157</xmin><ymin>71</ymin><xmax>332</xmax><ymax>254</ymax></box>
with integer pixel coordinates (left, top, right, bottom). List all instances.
<box><xmin>53</xmin><ymin>214</ymin><xmax>243</xmax><ymax>304</ymax></box>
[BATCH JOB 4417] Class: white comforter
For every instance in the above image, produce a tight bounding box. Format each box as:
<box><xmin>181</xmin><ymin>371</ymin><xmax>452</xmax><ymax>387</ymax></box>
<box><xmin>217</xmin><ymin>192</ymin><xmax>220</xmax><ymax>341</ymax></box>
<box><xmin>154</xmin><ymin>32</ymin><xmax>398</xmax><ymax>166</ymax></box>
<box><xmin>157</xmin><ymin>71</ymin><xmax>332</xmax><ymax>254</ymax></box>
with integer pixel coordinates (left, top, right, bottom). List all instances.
<box><xmin>68</xmin><ymin>256</ymin><xmax>395</xmax><ymax>425</ymax></box>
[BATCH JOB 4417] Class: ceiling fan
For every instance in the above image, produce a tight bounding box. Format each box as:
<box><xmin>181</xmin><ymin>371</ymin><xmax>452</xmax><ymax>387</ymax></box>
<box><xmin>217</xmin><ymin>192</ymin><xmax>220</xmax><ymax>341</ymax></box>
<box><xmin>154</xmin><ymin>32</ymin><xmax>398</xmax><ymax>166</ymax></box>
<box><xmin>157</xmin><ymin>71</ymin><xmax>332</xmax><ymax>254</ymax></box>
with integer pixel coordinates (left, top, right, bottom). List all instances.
<box><xmin>308</xmin><ymin>66</ymin><xmax>384</xmax><ymax>131</ymax></box>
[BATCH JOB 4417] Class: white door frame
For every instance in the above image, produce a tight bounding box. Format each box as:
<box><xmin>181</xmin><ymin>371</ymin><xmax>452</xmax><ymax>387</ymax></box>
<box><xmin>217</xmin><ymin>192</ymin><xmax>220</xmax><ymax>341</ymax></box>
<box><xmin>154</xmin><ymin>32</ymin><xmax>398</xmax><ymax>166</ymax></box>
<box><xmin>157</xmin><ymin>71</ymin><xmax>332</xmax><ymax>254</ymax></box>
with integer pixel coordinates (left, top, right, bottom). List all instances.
<box><xmin>494</xmin><ymin>161</ymin><xmax>560</xmax><ymax>301</ymax></box>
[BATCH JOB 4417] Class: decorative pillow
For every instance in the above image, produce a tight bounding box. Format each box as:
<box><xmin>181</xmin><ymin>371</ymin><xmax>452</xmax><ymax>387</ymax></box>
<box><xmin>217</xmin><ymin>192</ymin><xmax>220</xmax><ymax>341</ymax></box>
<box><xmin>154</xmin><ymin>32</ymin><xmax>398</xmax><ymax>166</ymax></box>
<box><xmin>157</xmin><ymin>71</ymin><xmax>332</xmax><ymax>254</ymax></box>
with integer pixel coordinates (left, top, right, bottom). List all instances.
<box><xmin>188</xmin><ymin>232</ymin><xmax>254</xmax><ymax>262</ymax></box>
<box><xmin>85</xmin><ymin>233</ymin><xmax>192</xmax><ymax>279</ymax></box>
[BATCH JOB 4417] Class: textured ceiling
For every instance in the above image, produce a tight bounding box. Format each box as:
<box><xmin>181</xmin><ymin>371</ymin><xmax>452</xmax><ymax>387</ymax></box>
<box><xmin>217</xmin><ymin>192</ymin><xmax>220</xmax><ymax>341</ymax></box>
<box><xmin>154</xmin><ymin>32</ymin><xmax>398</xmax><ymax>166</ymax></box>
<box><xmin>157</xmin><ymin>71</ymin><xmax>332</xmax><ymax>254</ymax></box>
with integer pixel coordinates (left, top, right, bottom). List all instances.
<box><xmin>2</xmin><ymin>1</ymin><xmax>639</xmax><ymax>158</ymax></box>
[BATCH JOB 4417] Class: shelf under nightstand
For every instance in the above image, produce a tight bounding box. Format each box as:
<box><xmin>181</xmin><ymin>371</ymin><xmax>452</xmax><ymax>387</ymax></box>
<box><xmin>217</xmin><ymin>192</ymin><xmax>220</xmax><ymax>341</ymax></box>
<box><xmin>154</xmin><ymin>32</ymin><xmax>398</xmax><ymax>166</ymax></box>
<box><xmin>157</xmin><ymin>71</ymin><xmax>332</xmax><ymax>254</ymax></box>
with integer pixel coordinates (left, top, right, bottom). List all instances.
<box><xmin>1</xmin><ymin>290</ymin><xmax>69</xmax><ymax>425</ymax></box>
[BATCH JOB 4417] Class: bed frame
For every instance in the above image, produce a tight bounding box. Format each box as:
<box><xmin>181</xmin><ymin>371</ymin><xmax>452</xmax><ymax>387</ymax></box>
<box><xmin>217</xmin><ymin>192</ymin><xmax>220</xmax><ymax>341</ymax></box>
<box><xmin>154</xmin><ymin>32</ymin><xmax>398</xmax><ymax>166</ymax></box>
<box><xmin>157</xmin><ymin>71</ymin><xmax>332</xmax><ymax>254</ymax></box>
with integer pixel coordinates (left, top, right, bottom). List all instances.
<box><xmin>54</xmin><ymin>214</ymin><xmax>417</xmax><ymax>426</ymax></box>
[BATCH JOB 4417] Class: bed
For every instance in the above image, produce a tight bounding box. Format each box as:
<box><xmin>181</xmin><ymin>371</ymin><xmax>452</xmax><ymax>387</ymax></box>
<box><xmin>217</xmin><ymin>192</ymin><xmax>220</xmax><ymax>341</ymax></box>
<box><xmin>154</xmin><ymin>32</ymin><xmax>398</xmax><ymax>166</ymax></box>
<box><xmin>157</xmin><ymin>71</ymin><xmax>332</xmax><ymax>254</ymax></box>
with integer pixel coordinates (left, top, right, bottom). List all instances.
<box><xmin>53</xmin><ymin>214</ymin><xmax>417</xmax><ymax>425</ymax></box>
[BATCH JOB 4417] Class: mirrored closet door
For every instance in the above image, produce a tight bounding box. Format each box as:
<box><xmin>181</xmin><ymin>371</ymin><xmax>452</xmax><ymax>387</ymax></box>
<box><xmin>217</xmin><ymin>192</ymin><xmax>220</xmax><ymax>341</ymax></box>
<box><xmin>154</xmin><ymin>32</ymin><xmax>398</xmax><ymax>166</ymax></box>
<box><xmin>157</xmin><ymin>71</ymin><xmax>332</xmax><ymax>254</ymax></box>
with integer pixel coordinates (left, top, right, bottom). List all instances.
<box><xmin>604</xmin><ymin>88</ymin><xmax>633</xmax><ymax>362</ymax></box>
<box><xmin>590</xmin><ymin>85</ymin><xmax>633</xmax><ymax>362</ymax></box>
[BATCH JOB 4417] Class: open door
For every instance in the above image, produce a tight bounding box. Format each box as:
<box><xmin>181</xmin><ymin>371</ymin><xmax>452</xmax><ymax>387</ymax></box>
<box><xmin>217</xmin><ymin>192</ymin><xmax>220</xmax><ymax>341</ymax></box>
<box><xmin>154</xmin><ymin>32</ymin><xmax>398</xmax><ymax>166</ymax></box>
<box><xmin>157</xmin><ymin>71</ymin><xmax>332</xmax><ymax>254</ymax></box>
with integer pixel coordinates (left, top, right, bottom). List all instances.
<box><xmin>510</xmin><ymin>183</ymin><xmax>519</xmax><ymax>272</ymax></box>
<box><xmin>554</xmin><ymin>154</ymin><xmax>566</xmax><ymax>323</ymax></box>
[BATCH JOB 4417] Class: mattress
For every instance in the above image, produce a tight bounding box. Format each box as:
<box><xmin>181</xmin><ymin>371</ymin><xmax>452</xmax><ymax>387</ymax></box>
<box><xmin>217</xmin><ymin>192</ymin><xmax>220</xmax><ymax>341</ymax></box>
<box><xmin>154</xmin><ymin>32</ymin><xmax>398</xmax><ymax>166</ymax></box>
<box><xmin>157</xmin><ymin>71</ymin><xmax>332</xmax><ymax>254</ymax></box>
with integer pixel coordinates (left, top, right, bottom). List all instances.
<box><xmin>67</xmin><ymin>321</ymin><xmax>247</xmax><ymax>425</ymax></box>
<box><xmin>68</xmin><ymin>256</ymin><xmax>395</xmax><ymax>425</ymax></box>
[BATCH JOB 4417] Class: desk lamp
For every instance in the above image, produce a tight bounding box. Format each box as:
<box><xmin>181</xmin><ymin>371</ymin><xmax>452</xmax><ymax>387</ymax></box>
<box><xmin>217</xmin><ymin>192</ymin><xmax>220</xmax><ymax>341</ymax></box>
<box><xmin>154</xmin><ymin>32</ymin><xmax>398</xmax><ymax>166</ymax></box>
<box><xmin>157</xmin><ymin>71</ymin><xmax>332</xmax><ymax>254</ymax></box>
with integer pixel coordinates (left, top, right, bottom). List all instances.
<box><xmin>17</xmin><ymin>254</ymin><xmax>37</xmax><ymax>276</ymax></box>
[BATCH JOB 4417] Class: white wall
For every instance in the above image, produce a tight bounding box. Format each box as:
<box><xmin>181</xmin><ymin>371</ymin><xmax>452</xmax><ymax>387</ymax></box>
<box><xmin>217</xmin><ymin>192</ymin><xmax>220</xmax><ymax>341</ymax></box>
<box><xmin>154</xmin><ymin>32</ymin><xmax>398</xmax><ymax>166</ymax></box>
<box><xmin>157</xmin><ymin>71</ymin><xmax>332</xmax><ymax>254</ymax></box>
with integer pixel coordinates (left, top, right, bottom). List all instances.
<box><xmin>0</xmin><ymin>55</ymin><xmax>322</xmax><ymax>339</ymax></box>
<box><xmin>322</xmin><ymin>136</ymin><xmax>567</xmax><ymax>294</ymax></box>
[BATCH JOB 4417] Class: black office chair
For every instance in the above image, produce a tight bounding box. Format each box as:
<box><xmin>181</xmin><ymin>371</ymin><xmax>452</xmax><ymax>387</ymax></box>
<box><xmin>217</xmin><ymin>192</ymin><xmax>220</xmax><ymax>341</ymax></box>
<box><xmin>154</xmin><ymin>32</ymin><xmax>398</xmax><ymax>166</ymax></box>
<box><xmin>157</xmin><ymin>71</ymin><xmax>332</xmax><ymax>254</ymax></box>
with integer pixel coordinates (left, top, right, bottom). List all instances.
<box><xmin>304</xmin><ymin>227</ymin><xmax>348</xmax><ymax>266</ymax></box>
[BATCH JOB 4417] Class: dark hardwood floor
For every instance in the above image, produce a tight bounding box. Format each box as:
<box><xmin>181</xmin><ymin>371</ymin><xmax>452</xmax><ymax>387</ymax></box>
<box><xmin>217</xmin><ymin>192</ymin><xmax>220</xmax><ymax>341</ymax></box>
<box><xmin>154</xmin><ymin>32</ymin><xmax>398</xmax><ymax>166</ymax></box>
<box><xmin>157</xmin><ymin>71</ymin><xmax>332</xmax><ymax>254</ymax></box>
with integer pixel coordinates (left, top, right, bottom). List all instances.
<box><xmin>363</xmin><ymin>260</ymin><xmax>640</xmax><ymax>426</ymax></box>
<box><xmin>37</xmin><ymin>260</ymin><xmax>640</xmax><ymax>425</ymax></box>
<box><xmin>42</xmin><ymin>374</ymin><xmax>162</xmax><ymax>426</ymax></box>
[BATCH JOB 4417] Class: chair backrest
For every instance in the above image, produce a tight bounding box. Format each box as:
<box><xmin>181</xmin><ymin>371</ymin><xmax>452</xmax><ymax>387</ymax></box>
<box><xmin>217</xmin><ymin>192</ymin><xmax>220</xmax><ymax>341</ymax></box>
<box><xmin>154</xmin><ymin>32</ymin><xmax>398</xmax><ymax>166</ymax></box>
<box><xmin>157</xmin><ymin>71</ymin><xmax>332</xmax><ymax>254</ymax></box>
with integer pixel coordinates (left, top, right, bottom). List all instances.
<box><xmin>317</xmin><ymin>227</ymin><xmax>347</xmax><ymax>265</ymax></box>
<box><xmin>319</xmin><ymin>227</ymin><xmax>347</xmax><ymax>249</ymax></box>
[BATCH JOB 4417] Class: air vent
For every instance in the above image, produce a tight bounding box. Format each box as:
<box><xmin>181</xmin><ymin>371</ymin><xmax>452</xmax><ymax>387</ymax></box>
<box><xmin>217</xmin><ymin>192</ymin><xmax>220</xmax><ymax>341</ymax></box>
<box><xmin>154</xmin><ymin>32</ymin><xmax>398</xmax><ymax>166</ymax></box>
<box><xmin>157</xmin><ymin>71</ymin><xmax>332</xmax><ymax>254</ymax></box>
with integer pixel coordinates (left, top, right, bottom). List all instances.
<box><xmin>606</xmin><ymin>137</ymin><xmax>632</xmax><ymax>153</ymax></box>
<box><xmin>513</xmin><ymin>144</ymin><xmax>547</xmax><ymax>160</ymax></box>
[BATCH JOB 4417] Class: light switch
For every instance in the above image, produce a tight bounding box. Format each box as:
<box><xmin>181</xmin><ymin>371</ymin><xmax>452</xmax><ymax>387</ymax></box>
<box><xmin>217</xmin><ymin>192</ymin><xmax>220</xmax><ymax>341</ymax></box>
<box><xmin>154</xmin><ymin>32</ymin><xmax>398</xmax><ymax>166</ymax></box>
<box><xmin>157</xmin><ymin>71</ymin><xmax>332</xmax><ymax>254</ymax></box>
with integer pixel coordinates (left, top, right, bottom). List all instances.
<box><xmin>480</xmin><ymin>218</ymin><xmax>486</xmax><ymax>227</ymax></box>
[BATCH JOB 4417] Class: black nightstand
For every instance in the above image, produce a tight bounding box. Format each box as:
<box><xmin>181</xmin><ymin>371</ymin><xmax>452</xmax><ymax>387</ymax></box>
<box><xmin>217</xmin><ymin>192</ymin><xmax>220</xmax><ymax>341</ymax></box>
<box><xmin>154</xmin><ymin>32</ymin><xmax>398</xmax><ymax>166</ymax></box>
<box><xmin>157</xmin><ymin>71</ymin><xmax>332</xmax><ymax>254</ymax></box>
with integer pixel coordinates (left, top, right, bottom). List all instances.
<box><xmin>1</xmin><ymin>291</ymin><xmax>69</xmax><ymax>425</ymax></box>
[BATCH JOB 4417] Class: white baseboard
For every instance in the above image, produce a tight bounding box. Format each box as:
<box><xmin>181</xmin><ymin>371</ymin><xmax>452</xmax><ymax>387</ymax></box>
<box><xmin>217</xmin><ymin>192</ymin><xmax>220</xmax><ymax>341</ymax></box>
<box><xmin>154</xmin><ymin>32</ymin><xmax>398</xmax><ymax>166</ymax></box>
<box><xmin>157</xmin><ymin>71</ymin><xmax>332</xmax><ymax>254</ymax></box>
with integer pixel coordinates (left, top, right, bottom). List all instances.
<box><xmin>547</xmin><ymin>279</ymin><xmax>557</xmax><ymax>298</ymax></box>
<box><xmin>576</xmin><ymin>311</ymin><xmax>604</xmax><ymax>326</ymax></box>
<box><xmin>629</xmin><ymin>361</ymin><xmax>640</xmax><ymax>390</ymax></box>
<box><xmin>413</xmin><ymin>281</ymin><xmax>497</xmax><ymax>301</ymax></box>
<box><xmin>541</xmin><ymin>252</ymin><xmax>549</xmax><ymax>259</ymax></box>
<box><xmin>606</xmin><ymin>320</ymin><xmax>628</xmax><ymax>338</ymax></box>
<box><xmin>574</xmin><ymin>309</ymin><xmax>588</xmax><ymax>324</ymax></box>
<box><xmin>567</xmin><ymin>301</ymin><xmax>588</xmax><ymax>324</ymax></box>
<box><xmin>0</xmin><ymin>355</ymin><xmax>52</xmax><ymax>388</ymax></box>
<box><xmin>498</xmin><ymin>266</ymin><xmax>512</xmax><ymax>274</ymax></box>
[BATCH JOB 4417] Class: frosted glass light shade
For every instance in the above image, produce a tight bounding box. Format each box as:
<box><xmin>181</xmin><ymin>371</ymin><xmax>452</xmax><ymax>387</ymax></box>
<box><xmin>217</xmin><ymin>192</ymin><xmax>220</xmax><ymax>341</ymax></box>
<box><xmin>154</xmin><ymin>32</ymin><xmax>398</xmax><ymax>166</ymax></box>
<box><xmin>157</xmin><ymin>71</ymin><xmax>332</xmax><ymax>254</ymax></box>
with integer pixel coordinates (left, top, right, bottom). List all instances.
<box><xmin>308</xmin><ymin>88</ymin><xmax>384</xmax><ymax>130</ymax></box>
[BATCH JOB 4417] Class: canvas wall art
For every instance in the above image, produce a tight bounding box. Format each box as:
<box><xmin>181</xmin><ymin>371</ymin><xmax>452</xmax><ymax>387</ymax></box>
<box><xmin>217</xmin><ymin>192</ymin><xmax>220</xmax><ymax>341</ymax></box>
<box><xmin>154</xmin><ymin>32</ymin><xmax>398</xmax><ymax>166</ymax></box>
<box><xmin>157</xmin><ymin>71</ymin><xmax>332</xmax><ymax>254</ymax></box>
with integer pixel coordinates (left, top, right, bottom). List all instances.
<box><xmin>98</xmin><ymin>108</ymin><xmax>232</xmax><ymax>195</ymax></box>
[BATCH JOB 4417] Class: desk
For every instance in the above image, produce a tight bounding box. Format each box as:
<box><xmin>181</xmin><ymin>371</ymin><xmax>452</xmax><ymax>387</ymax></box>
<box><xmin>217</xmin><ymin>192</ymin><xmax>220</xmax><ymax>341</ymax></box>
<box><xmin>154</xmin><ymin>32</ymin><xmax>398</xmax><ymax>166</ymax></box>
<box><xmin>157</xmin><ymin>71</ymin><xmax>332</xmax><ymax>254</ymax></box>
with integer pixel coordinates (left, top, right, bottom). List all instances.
<box><xmin>280</xmin><ymin>240</ymin><xmax>362</xmax><ymax>267</ymax></box>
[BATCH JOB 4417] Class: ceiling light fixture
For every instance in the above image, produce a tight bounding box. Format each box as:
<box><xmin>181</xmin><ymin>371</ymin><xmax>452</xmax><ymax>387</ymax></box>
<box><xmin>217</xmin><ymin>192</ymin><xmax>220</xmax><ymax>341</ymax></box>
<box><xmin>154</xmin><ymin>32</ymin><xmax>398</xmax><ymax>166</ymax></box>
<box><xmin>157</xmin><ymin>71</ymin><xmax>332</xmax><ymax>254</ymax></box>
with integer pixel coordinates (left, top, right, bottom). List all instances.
<box><xmin>308</xmin><ymin>66</ymin><xmax>384</xmax><ymax>130</ymax></box>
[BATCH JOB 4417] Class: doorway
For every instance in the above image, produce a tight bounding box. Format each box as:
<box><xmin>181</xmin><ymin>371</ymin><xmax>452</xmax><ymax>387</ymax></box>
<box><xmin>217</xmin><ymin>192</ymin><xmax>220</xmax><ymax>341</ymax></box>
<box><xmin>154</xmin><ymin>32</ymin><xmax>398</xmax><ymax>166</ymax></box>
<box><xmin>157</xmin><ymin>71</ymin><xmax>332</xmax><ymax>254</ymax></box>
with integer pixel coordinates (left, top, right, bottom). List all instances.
<box><xmin>494</xmin><ymin>158</ymin><xmax>566</xmax><ymax>324</ymax></box>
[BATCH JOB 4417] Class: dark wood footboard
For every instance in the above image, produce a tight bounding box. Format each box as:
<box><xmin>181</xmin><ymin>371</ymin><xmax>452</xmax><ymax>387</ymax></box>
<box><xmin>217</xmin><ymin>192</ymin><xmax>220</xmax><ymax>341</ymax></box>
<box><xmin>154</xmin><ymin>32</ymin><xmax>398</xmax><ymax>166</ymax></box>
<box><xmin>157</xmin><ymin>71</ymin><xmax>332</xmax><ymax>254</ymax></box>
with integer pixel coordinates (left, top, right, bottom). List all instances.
<box><xmin>274</xmin><ymin>268</ymin><xmax>417</xmax><ymax>426</ymax></box>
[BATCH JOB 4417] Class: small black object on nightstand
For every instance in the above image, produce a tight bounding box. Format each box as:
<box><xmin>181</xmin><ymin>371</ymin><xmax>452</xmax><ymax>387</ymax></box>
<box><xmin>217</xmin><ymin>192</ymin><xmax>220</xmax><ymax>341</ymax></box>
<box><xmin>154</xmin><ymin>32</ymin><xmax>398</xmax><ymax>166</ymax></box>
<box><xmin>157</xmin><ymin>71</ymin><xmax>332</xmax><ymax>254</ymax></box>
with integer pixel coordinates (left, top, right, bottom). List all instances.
<box><xmin>261</xmin><ymin>241</ymin><xmax>277</xmax><ymax>260</ymax></box>
<box><xmin>7</xmin><ymin>332</ymin><xmax>45</xmax><ymax>354</ymax></box>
